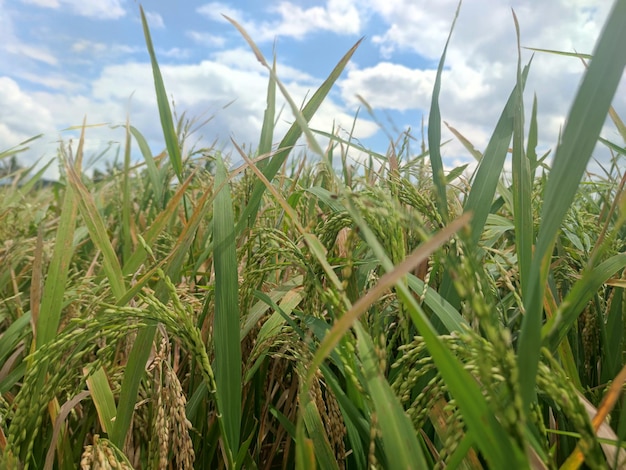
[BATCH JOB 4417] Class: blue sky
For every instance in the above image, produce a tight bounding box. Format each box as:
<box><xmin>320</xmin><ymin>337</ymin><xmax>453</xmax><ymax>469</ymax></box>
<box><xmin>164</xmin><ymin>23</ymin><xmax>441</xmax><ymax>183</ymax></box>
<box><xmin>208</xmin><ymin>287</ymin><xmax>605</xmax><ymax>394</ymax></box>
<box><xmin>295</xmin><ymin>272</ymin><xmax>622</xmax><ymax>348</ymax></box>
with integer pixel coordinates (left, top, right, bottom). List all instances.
<box><xmin>0</xmin><ymin>0</ymin><xmax>621</xmax><ymax>178</ymax></box>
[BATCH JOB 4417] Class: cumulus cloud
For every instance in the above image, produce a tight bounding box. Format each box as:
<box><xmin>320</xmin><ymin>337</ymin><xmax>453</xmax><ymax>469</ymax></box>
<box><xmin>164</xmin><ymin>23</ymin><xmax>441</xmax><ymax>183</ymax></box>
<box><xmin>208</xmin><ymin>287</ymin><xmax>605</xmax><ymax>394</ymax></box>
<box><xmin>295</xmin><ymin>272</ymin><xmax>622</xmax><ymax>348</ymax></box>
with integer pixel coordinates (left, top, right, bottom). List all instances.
<box><xmin>266</xmin><ymin>0</ymin><xmax>361</xmax><ymax>38</ymax></box>
<box><xmin>21</xmin><ymin>0</ymin><xmax>126</xmax><ymax>19</ymax></box>
<box><xmin>88</xmin><ymin>52</ymin><xmax>376</xmax><ymax>144</ymax></box>
<box><xmin>186</xmin><ymin>31</ymin><xmax>227</xmax><ymax>48</ymax></box>
<box><xmin>188</xmin><ymin>0</ymin><xmax>622</xmax><ymax>165</ymax></box>
<box><xmin>197</xmin><ymin>0</ymin><xmax>361</xmax><ymax>41</ymax></box>
<box><xmin>340</xmin><ymin>63</ymin><xmax>436</xmax><ymax>111</ymax></box>
<box><xmin>5</xmin><ymin>43</ymin><xmax>58</xmax><ymax>65</ymax></box>
<box><xmin>3</xmin><ymin>0</ymin><xmax>624</xmax><ymax>180</ymax></box>
<box><xmin>13</xmin><ymin>71</ymin><xmax>77</xmax><ymax>91</ymax></box>
<box><xmin>339</xmin><ymin>0</ymin><xmax>624</xmax><ymax>159</ymax></box>
<box><xmin>365</xmin><ymin>0</ymin><xmax>609</xmax><ymax>62</ymax></box>
<box><xmin>1</xmin><ymin>46</ymin><xmax>377</xmax><ymax>177</ymax></box>
<box><xmin>19</xmin><ymin>0</ymin><xmax>59</xmax><ymax>6</ymax></box>
<box><xmin>157</xmin><ymin>47</ymin><xmax>192</xmax><ymax>60</ymax></box>
<box><xmin>144</xmin><ymin>11</ymin><xmax>165</xmax><ymax>29</ymax></box>
<box><xmin>0</xmin><ymin>78</ymin><xmax>64</xmax><ymax>176</ymax></box>
<box><xmin>1</xmin><ymin>0</ymin><xmax>59</xmax><ymax>75</ymax></box>
<box><xmin>0</xmin><ymin>78</ymin><xmax>55</xmax><ymax>137</ymax></box>
<box><xmin>196</xmin><ymin>2</ymin><xmax>242</xmax><ymax>22</ymax></box>
<box><xmin>70</xmin><ymin>39</ymin><xmax>138</xmax><ymax>57</ymax></box>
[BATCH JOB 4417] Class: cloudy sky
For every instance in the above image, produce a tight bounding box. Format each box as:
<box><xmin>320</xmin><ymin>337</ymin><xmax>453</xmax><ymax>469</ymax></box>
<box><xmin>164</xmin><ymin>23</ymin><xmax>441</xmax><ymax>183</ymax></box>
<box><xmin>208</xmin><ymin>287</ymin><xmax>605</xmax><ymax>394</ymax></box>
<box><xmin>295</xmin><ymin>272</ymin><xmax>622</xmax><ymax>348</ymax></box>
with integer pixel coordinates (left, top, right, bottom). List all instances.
<box><xmin>0</xmin><ymin>0</ymin><xmax>621</xmax><ymax>178</ymax></box>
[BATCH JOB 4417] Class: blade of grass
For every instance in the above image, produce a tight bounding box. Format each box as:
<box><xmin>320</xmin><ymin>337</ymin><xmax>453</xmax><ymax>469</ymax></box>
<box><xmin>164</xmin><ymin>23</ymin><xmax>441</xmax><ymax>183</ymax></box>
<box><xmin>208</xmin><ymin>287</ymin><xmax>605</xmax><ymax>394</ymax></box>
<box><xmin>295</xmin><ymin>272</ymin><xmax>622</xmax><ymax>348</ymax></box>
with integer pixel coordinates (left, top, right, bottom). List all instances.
<box><xmin>428</xmin><ymin>0</ymin><xmax>462</xmax><ymax>222</ymax></box>
<box><xmin>296</xmin><ymin>422</ymin><xmax>316</xmax><ymax>470</ymax></box>
<box><xmin>544</xmin><ymin>253</ymin><xmax>626</xmax><ymax>351</ymax></box>
<box><xmin>226</xmin><ymin>14</ymin><xmax>362</xmax><ymax>232</ymax></box>
<box><xmin>543</xmin><ymin>284</ymin><xmax>582</xmax><ymax>391</ymax></box>
<box><xmin>319</xmin><ymin>364</ymin><xmax>369</xmax><ymax>468</ymax></box>
<box><xmin>439</xmin><ymin>61</ymin><xmax>530</xmax><ymax>307</ymax></box>
<box><xmin>240</xmin><ymin>276</ymin><xmax>303</xmax><ymax>341</ymax></box>
<box><xmin>213</xmin><ymin>155</ymin><xmax>242</xmax><ymax>457</ymax></box>
<box><xmin>64</xmin><ymin>154</ymin><xmax>125</xmax><ymax>301</ymax></box>
<box><xmin>4</xmin><ymin>159</ymin><xmax>55</xmax><ymax>205</ymax></box>
<box><xmin>341</xmin><ymin>207</ymin><xmax>527</xmax><ymax>468</ymax></box>
<box><xmin>305</xmin><ymin>212</ymin><xmax>471</xmax><ymax>388</ymax></box>
<box><xmin>35</xmin><ymin>132</ymin><xmax>81</xmax><ymax>349</ymax></box>
<box><xmin>111</xmin><ymin>9</ymin><xmax>213</xmax><ymax>449</ymax></box>
<box><xmin>355</xmin><ymin>322</ymin><xmax>428</xmax><ymax>469</ymax></box>
<box><xmin>121</xmin><ymin>119</ymin><xmax>132</xmax><ymax>264</ymax></box>
<box><xmin>121</xmin><ymin>170</ymin><xmax>197</xmax><ymax>276</ymax></box>
<box><xmin>30</xmin><ymin>223</ymin><xmax>44</xmax><ymax>344</ymax></box>
<box><xmin>302</xmin><ymin>400</ymin><xmax>340</xmax><ymax>470</ymax></box>
<box><xmin>85</xmin><ymin>367</ymin><xmax>116</xmax><ymax>434</ymax></box>
<box><xmin>257</xmin><ymin>55</ymin><xmax>277</xmax><ymax>170</ymax></box>
<box><xmin>511</xmin><ymin>11</ymin><xmax>533</xmax><ymax>294</ymax></box>
<box><xmin>0</xmin><ymin>362</ymin><xmax>27</xmax><ymax>395</ymax></box>
<box><xmin>0</xmin><ymin>314</ymin><xmax>30</xmax><ymax>367</ymax></box>
<box><xmin>244</xmin><ymin>289</ymin><xmax>304</xmax><ymax>383</ymax></box>
<box><xmin>128</xmin><ymin>125</ymin><xmax>164</xmax><ymax>205</ymax></box>
<box><xmin>562</xmin><ymin>366</ymin><xmax>626</xmax><ymax>469</ymax></box>
<box><xmin>445</xmin><ymin>121</ymin><xmax>514</xmax><ymax>217</ymax></box>
<box><xmin>311</xmin><ymin>127</ymin><xmax>388</xmax><ymax>162</ymax></box>
<box><xmin>0</xmin><ymin>134</ymin><xmax>43</xmax><ymax>160</ymax></box>
<box><xmin>527</xmin><ymin>94</ymin><xmax>539</xmax><ymax>174</ymax></box>
<box><xmin>518</xmin><ymin>0</ymin><xmax>626</xmax><ymax>412</ymax></box>
<box><xmin>109</xmin><ymin>325</ymin><xmax>155</xmax><ymax>448</ymax></box>
<box><xmin>226</xmin><ymin>17</ymin><xmax>331</xmax><ymax>160</ymax></box>
<box><xmin>406</xmin><ymin>274</ymin><xmax>468</xmax><ymax>333</ymax></box>
<box><xmin>462</xmin><ymin>63</ymin><xmax>530</xmax><ymax>246</ymax></box>
<box><xmin>25</xmin><ymin>129</ymin><xmax>83</xmax><ymax>468</ymax></box>
<box><xmin>140</xmin><ymin>5</ymin><xmax>183</xmax><ymax>182</ymax></box>
<box><xmin>111</xmin><ymin>169</ymin><xmax>216</xmax><ymax>448</ymax></box>
<box><xmin>43</xmin><ymin>391</ymin><xmax>90</xmax><ymax>470</ymax></box>
<box><xmin>524</xmin><ymin>47</ymin><xmax>592</xmax><ymax>61</ymax></box>
<box><xmin>603</xmin><ymin>288</ymin><xmax>623</xmax><ymax>381</ymax></box>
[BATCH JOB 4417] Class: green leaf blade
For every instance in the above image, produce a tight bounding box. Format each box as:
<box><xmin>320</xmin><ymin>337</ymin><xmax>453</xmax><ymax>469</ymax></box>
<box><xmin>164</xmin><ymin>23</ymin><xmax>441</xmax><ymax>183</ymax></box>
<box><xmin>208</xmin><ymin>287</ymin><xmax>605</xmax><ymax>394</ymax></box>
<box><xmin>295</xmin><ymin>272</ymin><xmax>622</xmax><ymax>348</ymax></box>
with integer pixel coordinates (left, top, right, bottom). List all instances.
<box><xmin>213</xmin><ymin>156</ymin><xmax>242</xmax><ymax>456</ymax></box>
<box><xmin>140</xmin><ymin>6</ymin><xmax>183</xmax><ymax>182</ymax></box>
<box><xmin>518</xmin><ymin>0</ymin><xmax>626</xmax><ymax>412</ymax></box>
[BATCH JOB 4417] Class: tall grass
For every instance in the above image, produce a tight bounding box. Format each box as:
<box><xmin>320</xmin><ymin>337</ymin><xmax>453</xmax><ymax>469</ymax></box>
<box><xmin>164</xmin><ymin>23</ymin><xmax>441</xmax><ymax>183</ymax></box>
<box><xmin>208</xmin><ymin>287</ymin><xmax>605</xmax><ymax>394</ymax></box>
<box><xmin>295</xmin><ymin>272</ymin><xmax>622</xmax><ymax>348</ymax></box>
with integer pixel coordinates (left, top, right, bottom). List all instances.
<box><xmin>2</xmin><ymin>2</ymin><xmax>626</xmax><ymax>469</ymax></box>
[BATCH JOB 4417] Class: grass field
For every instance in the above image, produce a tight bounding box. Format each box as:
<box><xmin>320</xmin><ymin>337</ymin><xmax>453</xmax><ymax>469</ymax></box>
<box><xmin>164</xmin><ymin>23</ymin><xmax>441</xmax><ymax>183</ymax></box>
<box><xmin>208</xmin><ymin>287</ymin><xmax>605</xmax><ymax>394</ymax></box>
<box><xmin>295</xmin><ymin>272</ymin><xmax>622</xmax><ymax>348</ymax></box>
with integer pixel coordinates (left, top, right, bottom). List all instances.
<box><xmin>2</xmin><ymin>3</ymin><xmax>626</xmax><ymax>469</ymax></box>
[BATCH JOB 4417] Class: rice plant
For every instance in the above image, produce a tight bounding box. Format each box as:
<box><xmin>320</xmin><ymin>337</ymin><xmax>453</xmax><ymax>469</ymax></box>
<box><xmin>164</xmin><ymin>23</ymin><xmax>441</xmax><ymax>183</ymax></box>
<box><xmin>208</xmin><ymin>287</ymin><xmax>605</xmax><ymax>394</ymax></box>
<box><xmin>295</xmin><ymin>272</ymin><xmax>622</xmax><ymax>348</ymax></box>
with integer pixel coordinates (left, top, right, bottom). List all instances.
<box><xmin>2</xmin><ymin>2</ymin><xmax>626</xmax><ymax>469</ymax></box>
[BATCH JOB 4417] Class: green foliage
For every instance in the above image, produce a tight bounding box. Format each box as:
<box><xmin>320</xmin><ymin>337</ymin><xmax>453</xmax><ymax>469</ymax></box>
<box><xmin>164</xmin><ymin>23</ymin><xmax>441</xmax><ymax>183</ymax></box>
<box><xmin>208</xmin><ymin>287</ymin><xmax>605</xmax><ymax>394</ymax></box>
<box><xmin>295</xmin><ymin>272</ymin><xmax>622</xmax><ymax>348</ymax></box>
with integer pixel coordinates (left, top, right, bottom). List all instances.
<box><xmin>2</xmin><ymin>2</ymin><xmax>626</xmax><ymax>469</ymax></box>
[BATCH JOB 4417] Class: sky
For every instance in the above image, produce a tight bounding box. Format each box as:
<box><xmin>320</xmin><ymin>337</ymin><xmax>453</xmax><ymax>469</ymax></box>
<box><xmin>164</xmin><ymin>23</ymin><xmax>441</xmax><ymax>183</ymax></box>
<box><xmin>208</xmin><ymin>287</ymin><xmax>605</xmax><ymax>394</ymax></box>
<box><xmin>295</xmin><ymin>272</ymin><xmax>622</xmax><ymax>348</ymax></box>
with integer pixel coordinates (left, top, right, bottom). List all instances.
<box><xmin>0</xmin><ymin>0</ymin><xmax>622</xmax><ymax>179</ymax></box>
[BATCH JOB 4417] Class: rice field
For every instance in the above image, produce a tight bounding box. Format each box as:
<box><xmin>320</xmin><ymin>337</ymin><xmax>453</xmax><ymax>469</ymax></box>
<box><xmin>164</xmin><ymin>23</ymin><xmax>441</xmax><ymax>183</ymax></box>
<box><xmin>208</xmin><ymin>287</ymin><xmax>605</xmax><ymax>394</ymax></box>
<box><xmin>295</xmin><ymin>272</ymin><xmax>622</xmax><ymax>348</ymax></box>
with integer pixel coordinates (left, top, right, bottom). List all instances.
<box><xmin>1</xmin><ymin>3</ymin><xmax>626</xmax><ymax>469</ymax></box>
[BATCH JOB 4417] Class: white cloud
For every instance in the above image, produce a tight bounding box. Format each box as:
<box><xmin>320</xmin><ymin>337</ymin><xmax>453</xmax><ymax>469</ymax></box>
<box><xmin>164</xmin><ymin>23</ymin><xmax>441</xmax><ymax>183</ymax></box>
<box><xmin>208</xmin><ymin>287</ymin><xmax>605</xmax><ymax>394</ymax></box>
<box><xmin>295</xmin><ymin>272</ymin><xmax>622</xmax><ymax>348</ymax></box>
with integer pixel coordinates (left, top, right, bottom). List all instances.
<box><xmin>13</xmin><ymin>71</ymin><xmax>78</xmax><ymax>91</ymax></box>
<box><xmin>186</xmin><ymin>31</ymin><xmax>227</xmax><ymax>48</ymax></box>
<box><xmin>69</xmin><ymin>39</ymin><xmax>139</xmax><ymax>60</ymax></box>
<box><xmin>0</xmin><ymin>46</ymin><xmax>376</xmax><ymax>178</ymax></box>
<box><xmin>339</xmin><ymin>0</ymin><xmax>624</xmax><ymax>160</ymax></box>
<box><xmin>89</xmin><ymin>52</ymin><xmax>376</xmax><ymax>142</ymax></box>
<box><xmin>21</xmin><ymin>0</ymin><xmax>126</xmax><ymax>19</ymax></box>
<box><xmin>366</xmin><ymin>0</ymin><xmax>610</xmax><ymax>61</ymax></box>
<box><xmin>4</xmin><ymin>0</ymin><xmax>624</xmax><ymax>180</ymax></box>
<box><xmin>197</xmin><ymin>0</ymin><xmax>362</xmax><ymax>41</ymax></box>
<box><xmin>267</xmin><ymin>0</ymin><xmax>361</xmax><ymax>38</ymax></box>
<box><xmin>340</xmin><ymin>63</ymin><xmax>436</xmax><ymax>111</ymax></box>
<box><xmin>197</xmin><ymin>2</ymin><xmax>242</xmax><ymax>22</ymax></box>
<box><xmin>5</xmin><ymin>43</ymin><xmax>58</xmax><ymax>65</ymax></box>
<box><xmin>0</xmin><ymin>77</ymin><xmax>62</xmax><ymax>176</ymax></box>
<box><xmin>210</xmin><ymin>47</ymin><xmax>315</xmax><ymax>82</ymax></box>
<box><xmin>71</xmin><ymin>39</ymin><xmax>102</xmax><ymax>54</ymax></box>
<box><xmin>1</xmin><ymin>1</ymin><xmax>59</xmax><ymax>70</ymax></box>
<box><xmin>158</xmin><ymin>47</ymin><xmax>192</xmax><ymax>60</ymax></box>
<box><xmin>0</xmin><ymin>78</ymin><xmax>55</xmax><ymax>136</ymax></box>
<box><xmin>21</xmin><ymin>0</ymin><xmax>59</xmax><ymax>6</ymax></box>
<box><xmin>144</xmin><ymin>10</ymin><xmax>164</xmax><ymax>28</ymax></box>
